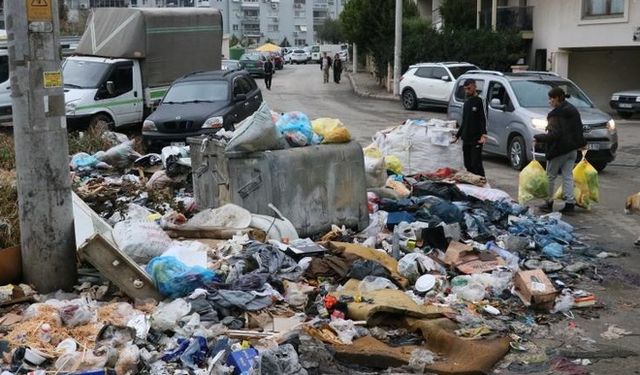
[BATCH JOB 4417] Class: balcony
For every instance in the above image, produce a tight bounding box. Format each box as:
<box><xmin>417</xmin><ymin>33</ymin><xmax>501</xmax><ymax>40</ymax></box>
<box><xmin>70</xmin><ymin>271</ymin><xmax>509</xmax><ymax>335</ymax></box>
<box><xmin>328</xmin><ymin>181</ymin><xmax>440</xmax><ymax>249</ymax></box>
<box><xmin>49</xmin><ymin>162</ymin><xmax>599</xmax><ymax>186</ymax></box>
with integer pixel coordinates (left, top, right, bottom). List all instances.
<box><xmin>241</xmin><ymin>16</ymin><xmax>260</xmax><ymax>23</ymax></box>
<box><xmin>479</xmin><ymin>6</ymin><xmax>533</xmax><ymax>35</ymax></box>
<box><xmin>241</xmin><ymin>0</ymin><xmax>260</xmax><ymax>8</ymax></box>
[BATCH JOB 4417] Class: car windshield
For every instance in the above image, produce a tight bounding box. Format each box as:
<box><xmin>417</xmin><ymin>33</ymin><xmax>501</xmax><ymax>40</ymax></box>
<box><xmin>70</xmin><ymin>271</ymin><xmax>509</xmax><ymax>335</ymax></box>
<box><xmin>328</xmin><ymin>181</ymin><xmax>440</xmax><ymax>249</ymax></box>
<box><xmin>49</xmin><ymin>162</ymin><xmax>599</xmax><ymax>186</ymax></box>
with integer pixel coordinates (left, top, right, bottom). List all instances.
<box><xmin>448</xmin><ymin>66</ymin><xmax>478</xmax><ymax>79</ymax></box>
<box><xmin>240</xmin><ymin>54</ymin><xmax>261</xmax><ymax>61</ymax></box>
<box><xmin>294</xmin><ymin>50</ymin><xmax>305</xmax><ymax>54</ymax></box>
<box><xmin>163</xmin><ymin>81</ymin><xmax>229</xmax><ymax>103</ymax></box>
<box><xmin>311</xmin><ymin>46</ymin><xmax>319</xmax><ymax>52</ymax></box>
<box><xmin>63</xmin><ymin>60</ymin><xmax>111</xmax><ymax>89</ymax></box>
<box><xmin>511</xmin><ymin>80</ymin><xmax>594</xmax><ymax>108</ymax></box>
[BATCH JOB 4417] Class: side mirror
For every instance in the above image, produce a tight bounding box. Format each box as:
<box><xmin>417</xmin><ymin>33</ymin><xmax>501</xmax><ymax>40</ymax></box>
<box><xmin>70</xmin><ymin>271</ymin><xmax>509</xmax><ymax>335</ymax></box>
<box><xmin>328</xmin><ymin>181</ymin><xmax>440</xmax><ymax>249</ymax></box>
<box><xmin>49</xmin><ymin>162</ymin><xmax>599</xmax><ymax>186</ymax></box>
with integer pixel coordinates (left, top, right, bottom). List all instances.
<box><xmin>490</xmin><ymin>98</ymin><xmax>505</xmax><ymax>110</ymax></box>
<box><xmin>106</xmin><ymin>81</ymin><xmax>115</xmax><ymax>96</ymax></box>
<box><xmin>441</xmin><ymin>75</ymin><xmax>451</xmax><ymax>81</ymax></box>
<box><xmin>235</xmin><ymin>93</ymin><xmax>247</xmax><ymax>102</ymax></box>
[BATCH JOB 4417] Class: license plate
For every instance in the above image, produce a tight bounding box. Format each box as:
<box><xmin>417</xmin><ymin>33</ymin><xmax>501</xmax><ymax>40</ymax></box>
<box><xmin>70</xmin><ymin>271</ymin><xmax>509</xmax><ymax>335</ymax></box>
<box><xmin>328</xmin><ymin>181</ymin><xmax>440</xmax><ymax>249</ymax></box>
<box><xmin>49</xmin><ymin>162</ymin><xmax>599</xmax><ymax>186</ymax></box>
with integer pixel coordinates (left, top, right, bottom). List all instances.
<box><xmin>619</xmin><ymin>103</ymin><xmax>633</xmax><ymax>108</ymax></box>
<box><xmin>587</xmin><ymin>143</ymin><xmax>600</xmax><ymax>150</ymax></box>
<box><xmin>170</xmin><ymin>142</ymin><xmax>185</xmax><ymax>147</ymax></box>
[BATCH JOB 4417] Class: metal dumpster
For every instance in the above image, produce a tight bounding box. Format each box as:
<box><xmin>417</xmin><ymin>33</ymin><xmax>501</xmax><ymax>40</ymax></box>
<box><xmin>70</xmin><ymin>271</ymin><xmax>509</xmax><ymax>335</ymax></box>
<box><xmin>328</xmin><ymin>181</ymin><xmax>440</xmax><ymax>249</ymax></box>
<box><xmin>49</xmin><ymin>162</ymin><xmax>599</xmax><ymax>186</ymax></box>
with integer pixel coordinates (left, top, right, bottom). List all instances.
<box><xmin>189</xmin><ymin>137</ymin><xmax>369</xmax><ymax>237</ymax></box>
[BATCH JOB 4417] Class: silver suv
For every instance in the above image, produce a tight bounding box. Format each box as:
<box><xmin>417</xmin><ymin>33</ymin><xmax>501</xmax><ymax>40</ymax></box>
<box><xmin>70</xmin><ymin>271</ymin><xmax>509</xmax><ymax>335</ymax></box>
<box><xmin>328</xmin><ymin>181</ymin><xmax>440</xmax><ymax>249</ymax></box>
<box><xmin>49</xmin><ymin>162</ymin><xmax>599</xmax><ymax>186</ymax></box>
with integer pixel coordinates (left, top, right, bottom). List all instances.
<box><xmin>400</xmin><ymin>62</ymin><xmax>478</xmax><ymax>110</ymax></box>
<box><xmin>447</xmin><ymin>70</ymin><xmax>618</xmax><ymax>171</ymax></box>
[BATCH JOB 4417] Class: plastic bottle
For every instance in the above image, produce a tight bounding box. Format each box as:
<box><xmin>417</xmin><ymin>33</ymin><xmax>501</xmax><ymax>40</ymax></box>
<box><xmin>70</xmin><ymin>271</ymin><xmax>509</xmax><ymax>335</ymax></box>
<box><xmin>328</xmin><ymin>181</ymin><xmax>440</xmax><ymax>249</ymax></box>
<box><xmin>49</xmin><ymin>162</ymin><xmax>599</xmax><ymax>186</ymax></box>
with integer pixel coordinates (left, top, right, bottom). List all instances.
<box><xmin>38</xmin><ymin>323</ymin><xmax>52</xmax><ymax>343</ymax></box>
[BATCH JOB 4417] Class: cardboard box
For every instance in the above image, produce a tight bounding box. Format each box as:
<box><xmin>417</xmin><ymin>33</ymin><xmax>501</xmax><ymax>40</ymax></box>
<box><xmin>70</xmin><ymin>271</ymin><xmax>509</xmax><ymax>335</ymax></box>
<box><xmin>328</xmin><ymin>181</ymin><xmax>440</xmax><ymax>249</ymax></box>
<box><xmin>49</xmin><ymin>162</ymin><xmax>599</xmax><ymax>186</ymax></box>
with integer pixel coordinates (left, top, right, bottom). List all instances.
<box><xmin>513</xmin><ymin>269</ymin><xmax>559</xmax><ymax>310</ymax></box>
<box><xmin>444</xmin><ymin>241</ymin><xmax>505</xmax><ymax>274</ymax></box>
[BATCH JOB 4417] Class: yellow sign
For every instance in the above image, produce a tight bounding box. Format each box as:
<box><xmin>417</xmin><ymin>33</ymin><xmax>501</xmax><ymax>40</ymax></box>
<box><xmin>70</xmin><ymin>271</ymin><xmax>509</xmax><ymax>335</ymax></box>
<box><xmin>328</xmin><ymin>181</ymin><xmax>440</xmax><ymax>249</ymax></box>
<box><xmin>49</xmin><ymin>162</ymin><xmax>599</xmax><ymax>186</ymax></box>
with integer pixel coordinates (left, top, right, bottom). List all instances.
<box><xmin>27</xmin><ymin>0</ymin><xmax>53</xmax><ymax>22</ymax></box>
<box><xmin>43</xmin><ymin>71</ymin><xmax>62</xmax><ymax>88</ymax></box>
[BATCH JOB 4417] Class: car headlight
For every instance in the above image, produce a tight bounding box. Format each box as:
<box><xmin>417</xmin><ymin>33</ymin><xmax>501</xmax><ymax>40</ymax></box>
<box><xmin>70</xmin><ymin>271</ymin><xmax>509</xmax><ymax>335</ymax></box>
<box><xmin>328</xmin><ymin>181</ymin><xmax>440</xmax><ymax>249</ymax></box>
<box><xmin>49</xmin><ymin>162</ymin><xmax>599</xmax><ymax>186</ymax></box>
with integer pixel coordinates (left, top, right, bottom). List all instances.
<box><xmin>607</xmin><ymin>119</ymin><xmax>616</xmax><ymax>133</ymax></box>
<box><xmin>142</xmin><ymin>120</ymin><xmax>157</xmax><ymax>132</ymax></box>
<box><xmin>531</xmin><ymin>118</ymin><xmax>548</xmax><ymax>130</ymax></box>
<box><xmin>202</xmin><ymin>116</ymin><xmax>223</xmax><ymax>129</ymax></box>
<box><xmin>65</xmin><ymin>102</ymin><xmax>77</xmax><ymax>115</ymax></box>
<box><xmin>636</xmin><ymin>96</ymin><xmax>640</xmax><ymax>103</ymax></box>
<box><xmin>611</xmin><ymin>95</ymin><xmax>620</xmax><ymax>101</ymax></box>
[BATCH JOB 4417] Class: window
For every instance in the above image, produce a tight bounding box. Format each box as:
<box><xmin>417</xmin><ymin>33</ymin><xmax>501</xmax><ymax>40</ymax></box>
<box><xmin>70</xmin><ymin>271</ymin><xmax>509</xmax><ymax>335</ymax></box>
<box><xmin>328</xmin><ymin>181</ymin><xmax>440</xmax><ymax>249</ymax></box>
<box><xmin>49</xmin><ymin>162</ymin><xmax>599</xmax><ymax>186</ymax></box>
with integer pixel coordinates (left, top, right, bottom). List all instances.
<box><xmin>454</xmin><ymin>79</ymin><xmax>484</xmax><ymax>101</ymax></box>
<box><xmin>414</xmin><ymin>67</ymin><xmax>433</xmax><ymax>78</ymax></box>
<box><xmin>430</xmin><ymin>67</ymin><xmax>448</xmax><ymax>80</ymax></box>
<box><xmin>233</xmin><ymin>24</ymin><xmax>239</xmax><ymax>31</ymax></box>
<box><xmin>107</xmin><ymin>63</ymin><xmax>133</xmax><ymax>96</ymax></box>
<box><xmin>295</xmin><ymin>39</ymin><xmax>306</xmax><ymax>46</ymax></box>
<box><xmin>487</xmin><ymin>81</ymin><xmax>513</xmax><ymax>111</ymax></box>
<box><xmin>0</xmin><ymin>56</ymin><xmax>8</xmax><ymax>83</ymax></box>
<box><xmin>164</xmin><ymin>81</ymin><xmax>229</xmax><ymax>103</ymax></box>
<box><xmin>511</xmin><ymin>80</ymin><xmax>593</xmax><ymax>108</ymax></box>
<box><xmin>295</xmin><ymin>25</ymin><xmax>307</xmax><ymax>32</ymax></box>
<box><xmin>268</xmin><ymin>24</ymin><xmax>279</xmax><ymax>32</ymax></box>
<box><xmin>582</xmin><ymin>0</ymin><xmax>625</xmax><ymax>18</ymax></box>
<box><xmin>233</xmin><ymin>77</ymin><xmax>252</xmax><ymax>96</ymax></box>
<box><xmin>448</xmin><ymin>65</ymin><xmax>478</xmax><ymax>79</ymax></box>
<box><xmin>295</xmin><ymin>10</ymin><xmax>306</xmax><ymax>17</ymax></box>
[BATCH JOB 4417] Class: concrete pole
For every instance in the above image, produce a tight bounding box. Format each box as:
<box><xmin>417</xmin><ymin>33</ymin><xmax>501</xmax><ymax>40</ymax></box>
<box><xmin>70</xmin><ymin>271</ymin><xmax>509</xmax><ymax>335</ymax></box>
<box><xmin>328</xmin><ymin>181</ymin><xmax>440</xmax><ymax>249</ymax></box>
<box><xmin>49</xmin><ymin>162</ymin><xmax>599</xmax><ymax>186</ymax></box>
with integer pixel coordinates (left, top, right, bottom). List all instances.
<box><xmin>392</xmin><ymin>0</ymin><xmax>402</xmax><ymax>96</ymax></box>
<box><xmin>491</xmin><ymin>0</ymin><xmax>498</xmax><ymax>31</ymax></box>
<box><xmin>352</xmin><ymin>43</ymin><xmax>357</xmax><ymax>73</ymax></box>
<box><xmin>476</xmin><ymin>0</ymin><xmax>482</xmax><ymax>29</ymax></box>
<box><xmin>6</xmin><ymin>0</ymin><xmax>77</xmax><ymax>292</ymax></box>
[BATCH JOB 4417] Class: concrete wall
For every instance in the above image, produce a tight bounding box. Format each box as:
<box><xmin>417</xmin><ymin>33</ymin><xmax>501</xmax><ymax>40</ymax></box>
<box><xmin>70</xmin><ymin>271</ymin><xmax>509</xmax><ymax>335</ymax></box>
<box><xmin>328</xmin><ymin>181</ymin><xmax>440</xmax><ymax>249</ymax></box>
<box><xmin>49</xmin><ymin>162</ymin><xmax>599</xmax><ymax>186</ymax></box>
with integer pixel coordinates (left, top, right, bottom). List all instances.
<box><xmin>568</xmin><ymin>48</ymin><xmax>640</xmax><ymax>110</ymax></box>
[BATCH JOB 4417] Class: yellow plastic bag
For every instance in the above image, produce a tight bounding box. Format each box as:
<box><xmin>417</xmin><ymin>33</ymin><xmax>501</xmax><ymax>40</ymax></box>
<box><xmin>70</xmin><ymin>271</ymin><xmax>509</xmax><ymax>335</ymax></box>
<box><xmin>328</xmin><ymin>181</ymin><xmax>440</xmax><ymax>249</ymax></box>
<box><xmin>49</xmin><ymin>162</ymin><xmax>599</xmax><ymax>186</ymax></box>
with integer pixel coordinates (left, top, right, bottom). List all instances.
<box><xmin>553</xmin><ymin>157</ymin><xmax>599</xmax><ymax>209</ymax></box>
<box><xmin>384</xmin><ymin>155</ymin><xmax>403</xmax><ymax>175</ymax></box>
<box><xmin>312</xmin><ymin>118</ymin><xmax>352</xmax><ymax>143</ymax></box>
<box><xmin>363</xmin><ymin>145</ymin><xmax>383</xmax><ymax>158</ymax></box>
<box><xmin>518</xmin><ymin>160</ymin><xmax>549</xmax><ymax>204</ymax></box>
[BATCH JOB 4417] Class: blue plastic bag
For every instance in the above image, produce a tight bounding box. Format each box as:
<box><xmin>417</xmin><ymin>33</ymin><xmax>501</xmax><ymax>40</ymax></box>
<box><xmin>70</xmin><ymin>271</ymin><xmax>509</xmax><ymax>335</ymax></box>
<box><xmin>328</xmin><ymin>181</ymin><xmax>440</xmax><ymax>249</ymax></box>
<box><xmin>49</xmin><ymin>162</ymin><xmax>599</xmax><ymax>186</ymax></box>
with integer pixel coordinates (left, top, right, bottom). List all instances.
<box><xmin>542</xmin><ymin>242</ymin><xmax>565</xmax><ymax>258</ymax></box>
<box><xmin>276</xmin><ymin>112</ymin><xmax>321</xmax><ymax>147</ymax></box>
<box><xmin>146</xmin><ymin>256</ymin><xmax>219</xmax><ymax>298</ymax></box>
<box><xmin>70</xmin><ymin>152</ymin><xmax>99</xmax><ymax>170</ymax></box>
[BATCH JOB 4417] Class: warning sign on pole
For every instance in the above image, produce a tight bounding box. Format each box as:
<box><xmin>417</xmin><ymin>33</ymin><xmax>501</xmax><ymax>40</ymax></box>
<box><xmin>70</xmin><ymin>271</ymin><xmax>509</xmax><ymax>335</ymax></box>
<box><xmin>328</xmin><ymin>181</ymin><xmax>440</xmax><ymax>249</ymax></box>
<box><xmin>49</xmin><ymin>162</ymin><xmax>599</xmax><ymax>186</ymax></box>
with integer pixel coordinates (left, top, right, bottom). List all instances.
<box><xmin>27</xmin><ymin>0</ymin><xmax>53</xmax><ymax>22</ymax></box>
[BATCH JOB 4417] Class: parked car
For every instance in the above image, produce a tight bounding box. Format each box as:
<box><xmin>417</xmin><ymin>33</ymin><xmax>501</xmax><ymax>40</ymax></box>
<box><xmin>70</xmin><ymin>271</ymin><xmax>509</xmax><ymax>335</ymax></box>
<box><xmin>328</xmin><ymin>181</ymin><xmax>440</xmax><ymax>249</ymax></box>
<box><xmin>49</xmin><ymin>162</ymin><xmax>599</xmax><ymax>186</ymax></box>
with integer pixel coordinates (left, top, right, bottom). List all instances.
<box><xmin>610</xmin><ymin>90</ymin><xmax>640</xmax><ymax>119</ymax></box>
<box><xmin>142</xmin><ymin>70</ymin><xmax>263</xmax><ymax>148</ymax></box>
<box><xmin>221</xmin><ymin>59</ymin><xmax>240</xmax><ymax>71</ymax></box>
<box><xmin>447</xmin><ymin>70</ymin><xmax>618</xmax><ymax>171</ymax></box>
<box><xmin>290</xmin><ymin>49</ymin><xmax>309</xmax><ymax>64</ymax></box>
<box><xmin>238</xmin><ymin>52</ymin><xmax>266</xmax><ymax>77</ymax></box>
<box><xmin>261</xmin><ymin>52</ymin><xmax>284</xmax><ymax>70</ymax></box>
<box><xmin>283</xmin><ymin>51</ymin><xmax>293</xmax><ymax>64</ymax></box>
<box><xmin>400</xmin><ymin>62</ymin><xmax>479</xmax><ymax>110</ymax></box>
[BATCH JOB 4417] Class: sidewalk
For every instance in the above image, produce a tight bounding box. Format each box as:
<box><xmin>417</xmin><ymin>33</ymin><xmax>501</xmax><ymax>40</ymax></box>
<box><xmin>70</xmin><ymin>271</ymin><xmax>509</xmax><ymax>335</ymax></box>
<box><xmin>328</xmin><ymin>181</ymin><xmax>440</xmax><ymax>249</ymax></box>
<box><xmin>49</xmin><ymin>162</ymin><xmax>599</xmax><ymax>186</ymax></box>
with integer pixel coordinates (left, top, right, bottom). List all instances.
<box><xmin>347</xmin><ymin>70</ymin><xmax>400</xmax><ymax>102</ymax></box>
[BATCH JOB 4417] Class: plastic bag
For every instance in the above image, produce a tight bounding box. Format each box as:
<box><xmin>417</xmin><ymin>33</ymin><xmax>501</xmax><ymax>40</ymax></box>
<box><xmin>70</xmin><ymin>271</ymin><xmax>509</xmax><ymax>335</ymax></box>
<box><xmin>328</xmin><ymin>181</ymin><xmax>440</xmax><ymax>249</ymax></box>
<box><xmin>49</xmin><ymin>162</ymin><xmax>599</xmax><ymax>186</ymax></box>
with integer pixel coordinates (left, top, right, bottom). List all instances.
<box><xmin>311</xmin><ymin>118</ymin><xmax>351</xmax><ymax>143</ymax></box>
<box><xmin>258</xmin><ymin>343</ymin><xmax>308</xmax><ymax>375</ymax></box>
<box><xmin>58</xmin><ymin>298</ymin><xmax>97</xmax><ymax>327</ymax></box>
<box><xmin>114</xmin><ymin>344</ymin><xmax>140</xmax><ymax>375</ymax></box>
<box><xmin>518</xmin><ymin>160</ymin><xmax>549</xmax><ymax>204</ymax></box>
<box><xmin>397</xmin><ymin>253</ymin><xmax>443</xmax><ymax>283</ymax></box>
<box><xmin>70</xmin><ymin>152</ymin><xmax>100</xmax><ymax>170</ymax></box>
<box><xmin>226</xmin><ymin>101</ymin><xmax>285</xmax><ymax>153</ymax></box>
<box><xmin>329</xmin><ymin>318</ymin><xmax>358</xmax><ymax>344</ymax></box>
<box><xmin>95</xmin><ymin>140</ymin><xmax>141</xmax><ymax>170</ymax></box>
<box><xmin>364</xmin><ymin>156</ymin><xmax>387</xmax><ymax>188</ymax></box>
<box><xmin>276</xmin><ymin>111</ymin><xmax>321</xmax><ymax>147</ymax></box>
<box><xmin>151</xmin><ymin>298</ymin><xmax>191</xmax><ymax>331</ymax></box>
<box><xmin>146</xmin><ymin>256</ymin><xmax>218</xmax><ymax>298</ymax></box>
<box><xmin>358</xmin><ymin>276</ymin><xmax>398</xmax><ymax>292</ymax></box>
<box><xmin>162</xmin><ymin>241</ymin><xmax>209</xmax><ymax>268</ymax></box>
<box><xmin>554</xmin><ymin>158</ymin><xmax>599</xmax><ymax>209</ymax></box>
<box><xmin>188</xmin><ymin>203</ymin><xmax>252</xmax><ymax>229</ymax></box>
<box><xmin>113</xmin><ymin>220</ymin><xmax>172</xmax><ymax>264</ymax></box>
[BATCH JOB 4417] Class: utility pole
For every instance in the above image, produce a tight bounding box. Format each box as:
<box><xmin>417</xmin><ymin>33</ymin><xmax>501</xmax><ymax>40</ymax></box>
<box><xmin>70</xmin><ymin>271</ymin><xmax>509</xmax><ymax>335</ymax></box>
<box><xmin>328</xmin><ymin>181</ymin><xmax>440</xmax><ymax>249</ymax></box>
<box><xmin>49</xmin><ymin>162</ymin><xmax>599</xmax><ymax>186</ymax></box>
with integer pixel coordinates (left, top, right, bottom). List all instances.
<box><xmin>6</xmin><ymin>0</ymin><xmax>77</xmax><ymax>292</ymax></box>
<box><xmin>352</xmin><ymin>43</ymin><xmax>357</xmax><ymax>73</ymax></box>
<box><xmin>392</xmin><ymin>0</ymin><xmax>402</xmax><ymax>96</ymax></box>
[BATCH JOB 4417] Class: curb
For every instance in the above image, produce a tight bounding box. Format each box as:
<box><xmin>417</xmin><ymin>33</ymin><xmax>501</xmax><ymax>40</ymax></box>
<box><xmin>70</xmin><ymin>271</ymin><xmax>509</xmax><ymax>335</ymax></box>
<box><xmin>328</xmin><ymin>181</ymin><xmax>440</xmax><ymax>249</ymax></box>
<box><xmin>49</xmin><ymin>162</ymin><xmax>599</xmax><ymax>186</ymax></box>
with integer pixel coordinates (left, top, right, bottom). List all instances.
<box><xmin>347</xmin><ymin>73</ymin><xmax>400</xmax><ymax>102</ymax></box>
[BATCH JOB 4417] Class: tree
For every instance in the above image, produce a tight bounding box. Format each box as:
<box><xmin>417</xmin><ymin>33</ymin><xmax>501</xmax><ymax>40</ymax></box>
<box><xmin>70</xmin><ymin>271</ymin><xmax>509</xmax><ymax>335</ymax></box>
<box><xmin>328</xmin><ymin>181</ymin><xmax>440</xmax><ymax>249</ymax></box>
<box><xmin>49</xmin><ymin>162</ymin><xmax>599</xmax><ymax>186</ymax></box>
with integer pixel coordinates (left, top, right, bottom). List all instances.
<box><xmin>439</xmin><ymin>0</ymin><xmax>477</xmax><ymax>30</ymax></box>
<box><xmin>280</xmin><ymin>37</ymin><xmax>291</xmax><ymax>47</ymax></box>
<box><xmin>265</xmin><ymin>38</ymin><xmax>274</xmax><ymax>44</ymax></box>
<box><xmin>316</xmin><ymin>18</ymin><xmax>344</xmax><ymax>44</ymax></box>
<box><xmin>230</xmin><ymin>34</ymin><xmax>240</xmax><ymax>47</ymax></box>
<box><xmin>341</xmin><ymin>0</ymin><xmax>418</xmax><ymax>79</ymax></box>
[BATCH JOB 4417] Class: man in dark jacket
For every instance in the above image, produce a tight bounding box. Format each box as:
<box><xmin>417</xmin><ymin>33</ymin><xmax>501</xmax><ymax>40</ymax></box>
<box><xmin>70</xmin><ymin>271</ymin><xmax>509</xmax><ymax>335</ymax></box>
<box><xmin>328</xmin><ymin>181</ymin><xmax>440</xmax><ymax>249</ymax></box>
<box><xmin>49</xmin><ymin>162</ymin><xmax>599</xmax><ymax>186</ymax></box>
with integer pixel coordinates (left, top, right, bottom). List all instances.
<box><xmin>533</xmin><ymin>87</ymin><xmax>586</xmax><ymax>214</ymax></box>
<box><xmin>264</xmin><ymin>57</ymin><xmax>274</xmax><ymax>90</ymax></box>
<box><xmin>452</xmin><ymin>79</ymin><xmax>488</xmax><ymax>177</ymax></box>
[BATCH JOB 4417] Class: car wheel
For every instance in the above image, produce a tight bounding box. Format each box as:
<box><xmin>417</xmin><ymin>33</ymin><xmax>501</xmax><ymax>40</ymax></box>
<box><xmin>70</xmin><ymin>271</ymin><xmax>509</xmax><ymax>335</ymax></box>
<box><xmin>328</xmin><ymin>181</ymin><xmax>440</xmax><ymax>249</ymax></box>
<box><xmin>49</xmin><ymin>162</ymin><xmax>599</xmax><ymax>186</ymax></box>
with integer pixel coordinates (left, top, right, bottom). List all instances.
<box><xmin>402</xmin><ymin>89</ymin><xmax>417</xmax><ymax>110</ymax></box>
<box><xmin>618</xmin><ymin>111</ymin><xmax>633</xmax><ymax>119</ymax></box>
<box><xmin>508</xmin><ymin>135</ymin><xmax>527</xmax><ymax>170</ymax></box>
<box><xmin>588</xmin><ymin>160</ymin><xmax>608</xmax><ymax>172</ymax></box>
<box><xmin>89</xmin><ymin>113</ymin><xmax>114</xmax><ymax>131</ymax></box>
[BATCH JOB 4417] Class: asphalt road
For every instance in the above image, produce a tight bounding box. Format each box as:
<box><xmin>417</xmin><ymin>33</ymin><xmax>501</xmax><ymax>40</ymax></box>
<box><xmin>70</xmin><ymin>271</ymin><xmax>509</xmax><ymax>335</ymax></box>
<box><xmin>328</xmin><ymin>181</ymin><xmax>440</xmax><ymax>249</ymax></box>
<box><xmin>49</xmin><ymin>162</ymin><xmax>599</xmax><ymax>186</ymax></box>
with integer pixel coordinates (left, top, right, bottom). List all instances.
<box><xmin>263</xmin><ymin>64</ymin><xmax>640</xmax><ymax>374</ymax></box>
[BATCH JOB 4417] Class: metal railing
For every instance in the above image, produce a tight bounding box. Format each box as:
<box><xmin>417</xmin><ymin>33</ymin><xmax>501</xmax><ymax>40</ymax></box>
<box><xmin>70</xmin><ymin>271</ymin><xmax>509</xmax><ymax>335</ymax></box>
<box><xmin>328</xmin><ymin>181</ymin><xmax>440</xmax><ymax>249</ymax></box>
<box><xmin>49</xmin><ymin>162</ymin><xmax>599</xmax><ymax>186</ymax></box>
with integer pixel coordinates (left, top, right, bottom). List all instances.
<box><xmin>479</xmin><ymin>6</ymin><xmax>533</xmax><ymax>32</ymax></box>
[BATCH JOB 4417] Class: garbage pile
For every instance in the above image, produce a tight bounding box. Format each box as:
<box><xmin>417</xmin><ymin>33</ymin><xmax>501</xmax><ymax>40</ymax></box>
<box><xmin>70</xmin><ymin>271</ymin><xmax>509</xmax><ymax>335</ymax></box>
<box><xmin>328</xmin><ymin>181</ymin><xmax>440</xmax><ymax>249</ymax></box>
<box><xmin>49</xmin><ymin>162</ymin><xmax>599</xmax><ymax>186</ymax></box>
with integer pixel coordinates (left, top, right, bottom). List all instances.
<box><xmin>0</xmin><ymin>117</ymin><xmax>624</xmax><ymax>375</ymax></box>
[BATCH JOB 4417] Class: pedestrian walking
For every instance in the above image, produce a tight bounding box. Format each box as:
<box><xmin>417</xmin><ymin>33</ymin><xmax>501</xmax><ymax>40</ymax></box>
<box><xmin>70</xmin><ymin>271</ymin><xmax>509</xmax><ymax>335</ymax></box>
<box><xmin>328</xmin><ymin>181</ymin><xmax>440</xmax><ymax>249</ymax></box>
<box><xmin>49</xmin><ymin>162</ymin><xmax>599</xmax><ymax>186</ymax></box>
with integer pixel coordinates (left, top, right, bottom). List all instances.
<box><xmin>320</xmin><ymin>52</ymin><xmax>332</xmax><ymax>84</ymax></box>
<box><xmin>534</xmin><ymin>87</ymin><xmax>586</xmax><ymax>214</ymax></box>
<box><xmin>452</xmin><ymin>78</ymin><xmax>487</xmax><ymax>177</ymax></box>
<box><xmin>263</xmin><ymin>57</ymin><xmax>274</xmax><ymax>90</ymax></box>
<box><xmin>333</xmin><ymin>53</ymin><xmax>343</xmax><ymax>84</ymax></box>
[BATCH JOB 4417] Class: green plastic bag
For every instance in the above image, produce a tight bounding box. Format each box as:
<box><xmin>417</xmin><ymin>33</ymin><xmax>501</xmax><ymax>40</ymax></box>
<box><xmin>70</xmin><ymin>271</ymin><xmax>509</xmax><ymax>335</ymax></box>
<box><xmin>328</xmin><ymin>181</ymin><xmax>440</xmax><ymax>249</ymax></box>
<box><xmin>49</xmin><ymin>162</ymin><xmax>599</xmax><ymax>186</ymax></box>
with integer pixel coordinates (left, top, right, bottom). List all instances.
<box><xmin>518</xmin><ymin>160</ymin><xmax>549</xmax><ymax>204</ymax></box>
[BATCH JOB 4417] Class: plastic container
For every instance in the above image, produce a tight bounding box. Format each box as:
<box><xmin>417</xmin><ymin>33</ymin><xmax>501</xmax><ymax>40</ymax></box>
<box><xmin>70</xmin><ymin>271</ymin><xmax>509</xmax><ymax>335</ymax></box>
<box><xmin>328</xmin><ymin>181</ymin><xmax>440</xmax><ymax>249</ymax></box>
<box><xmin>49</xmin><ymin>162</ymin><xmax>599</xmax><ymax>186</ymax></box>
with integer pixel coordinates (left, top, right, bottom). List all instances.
<box><xmin>189</xmin><ymin>138</ymin><xmax>369</xmax><ymax>237</ymax></box>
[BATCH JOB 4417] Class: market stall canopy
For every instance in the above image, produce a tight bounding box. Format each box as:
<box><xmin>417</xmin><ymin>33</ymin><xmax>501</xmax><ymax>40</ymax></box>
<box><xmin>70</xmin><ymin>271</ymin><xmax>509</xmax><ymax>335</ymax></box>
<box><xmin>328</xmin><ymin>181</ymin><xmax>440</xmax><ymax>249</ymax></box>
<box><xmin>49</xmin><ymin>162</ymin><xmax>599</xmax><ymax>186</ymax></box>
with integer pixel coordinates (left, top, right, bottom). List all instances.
<box><xmin>256</xmin><ymin>43</ymin><xmax>281</xmax><ymax>52</ymax></box>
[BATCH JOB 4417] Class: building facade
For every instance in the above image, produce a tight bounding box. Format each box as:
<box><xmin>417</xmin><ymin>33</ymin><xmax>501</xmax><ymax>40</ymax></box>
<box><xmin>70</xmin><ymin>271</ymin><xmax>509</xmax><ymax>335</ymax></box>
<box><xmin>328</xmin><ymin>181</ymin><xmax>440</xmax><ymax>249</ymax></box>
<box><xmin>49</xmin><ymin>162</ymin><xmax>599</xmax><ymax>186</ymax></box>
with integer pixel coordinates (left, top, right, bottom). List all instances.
<box><xmin>211</xmin><ymin>0</ymin><xmax>345</xmax><ymax>47</ymax></box>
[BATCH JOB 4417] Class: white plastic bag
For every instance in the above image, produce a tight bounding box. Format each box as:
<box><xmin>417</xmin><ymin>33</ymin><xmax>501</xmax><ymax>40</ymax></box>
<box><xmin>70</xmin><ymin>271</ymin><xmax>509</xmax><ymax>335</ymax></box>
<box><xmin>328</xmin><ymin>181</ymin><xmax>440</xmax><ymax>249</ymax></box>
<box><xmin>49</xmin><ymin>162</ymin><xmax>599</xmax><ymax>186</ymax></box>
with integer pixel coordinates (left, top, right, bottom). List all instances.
<box><xmin>188</xmin><ymin>204</ymin><xmax>252</xmax><ymax>229</ymax></box>
<box><xmin>358</xmin><ymin>276</ymin><xmax>398</xmax><ymax>292</ymax></box>
<box><xmin>151</xmin><ymin>298</ymin><xmax>191</xmax><ymax>331</ymax></box>
<box><xmin>397</xmin><ymin>253</ymin><xmax>443</xmax><ymax>282</ymax></box>
<box><xmin>112</xmin><ymin>220</ymin><xmax>172</xmax><ymax>264</ymax></box>
<box><xmin>329</xmin><ymin>318</ymin><xmax>358</xmax><ymax>344</ymax></box>
<box><xmin>94</xmin><ymin>140</ymin><xmax>141</xmax><ymax>170</ymax></box>
<box><xmin>162</xmin><ymin>241</ymin><xmax>210</xmax><ymax>268</ymax></box>
<box><xmin>226</xmin><ymin>101</ymin><xmax>285</xmax><ymax>153</ymax></box>
<box><xmin>364</xmin><ymin>156</ymin><xmax>387</xmax><ymax>188</ymax></box>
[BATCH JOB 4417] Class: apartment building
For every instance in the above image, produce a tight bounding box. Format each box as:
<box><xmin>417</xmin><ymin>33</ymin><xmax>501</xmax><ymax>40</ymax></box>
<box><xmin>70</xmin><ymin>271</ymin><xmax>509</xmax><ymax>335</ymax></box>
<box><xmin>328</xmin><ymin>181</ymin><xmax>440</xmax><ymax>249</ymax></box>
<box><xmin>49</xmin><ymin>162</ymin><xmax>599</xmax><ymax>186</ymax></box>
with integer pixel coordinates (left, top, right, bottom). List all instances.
<box><xmin>211</xmin><ymin>0</ymin><xmax>345</xmax><ymax>47</ymax></box>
